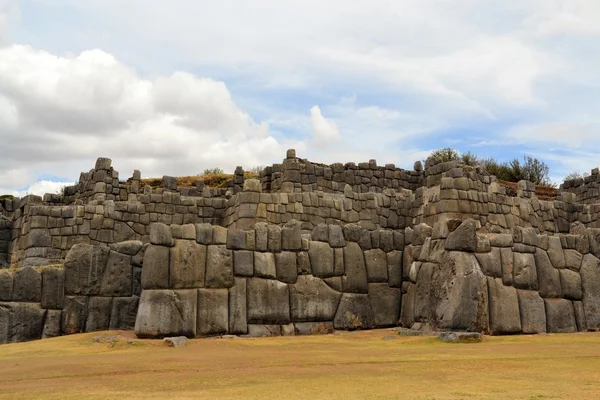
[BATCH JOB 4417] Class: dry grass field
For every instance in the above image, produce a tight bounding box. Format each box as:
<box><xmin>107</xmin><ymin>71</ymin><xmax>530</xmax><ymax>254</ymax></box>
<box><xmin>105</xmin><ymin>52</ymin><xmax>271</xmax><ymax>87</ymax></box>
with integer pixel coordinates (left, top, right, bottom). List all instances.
<box><xmin>1</xmin><ymin>329</ymin><xmax>599</xmax><ymax>400</ymax></box>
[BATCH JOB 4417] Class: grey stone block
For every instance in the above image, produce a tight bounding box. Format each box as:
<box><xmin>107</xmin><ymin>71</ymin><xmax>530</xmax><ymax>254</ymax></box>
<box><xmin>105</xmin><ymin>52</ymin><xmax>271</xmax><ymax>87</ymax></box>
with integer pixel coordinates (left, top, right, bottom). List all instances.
<box><xmin>247</xmin><ymin>278</ymin><xmax>290</xmax><ymax>324</ymax></box>
<box><xmin>267</xmin><ymin>225</ymin><xmax>282</xmax><ymax>252</ymax></box>
<box><xmin>229</xmin><ymin>278</ymin><xmax>247</xmax><ymax>334</ymax></box>
<box><xmin>195</xmin><ymin>223</ymin><xmax>213</xmax><ymax>245</ymax></box>
<box><xmin>134</xmin><ymin>289</ymin><xmax>197</xmax><ymax>338</ymax></box>
<box><xmin>547</xmin><ymin>236</ymin><xmax>566</xmax><ymax>268</ymax></box>
<box><xmin>0</xmin><ymin>270</ymin><xmax>13</xmax><ymax>301</ymax></box>
<box><xmin>275</xmin><ymin>251</ymin><xmax>297</xmax><ymax>284</ymax></box>
<box><xmin>312</xmin><ymin>223</ymin><xmax>329</xmax><ymax>242</ymax></box>
<box><xmin>333</xmin><ymin>293</ymin><xmax>374</xmax><ymax>330</ymax></box>
<box><xmin>149</xmin><ymin>223</ymin><xmax>174</xmax><ymax>246</ymax></box>
<box><xmin>205</xmin><ymin>245</ymin><xmax>233</xmax><ymax>288</ymax></box>
<box><xmin>364</xmin><ymin>249</ymin><xmax>388</xmax><ymax>282</ymax></box>
<box><xmin>368</xmin><ymin>283</ymin><xmax>401</xmax><ymax>327</ymax></box>
<box><xmin>169</xmin><ymin>240</ymin><xmax>206</xmax><ymax>289</ymax></box>
<box><xmin>487</xmin><ymin>277</ymin><xmax>521</xmax><ymax>334</ymax></box>
<box><xmin>13</xmin><ymin>266</ymin><xmax>42</xmax><ymax>302</ymax></box>
<box><xmin>476</xmin><ymin>247</ymin><xmax>502</xmax><ymax>278</ymax></box>
<box><xmin>100</xmin><ymin>251</ymin><xmax>132</xmax><ymax>296</ymax></box>
<box><xmin>64</xmin><ymin>244</ymin><xmax>110</xmax><ymax>295</ymax></box>
<box><xmin>62</xmin><ymin>296</ymin><xmax>88</xmax><ymax>335</ymax></box>
<box><xmin>86</xmin><ymin>296</ymin><xmax>112</xmax><ymax>332</ymax></box>
<box><xmin>42</xmin><ymin>309</ymin><xmax>62</xmax><ymax>339</ymax></box>
<box><xmin>282</xmin><ymin>219</ymin><xmax>302</xmax><ymax>251</ymax></box>
<box><xmin>41</xmin><ymin>267</ymin><xmax>64</xmax><ymax>309</ymax></box>
<box><xmin>328</xmin><ymin>225</ymin><xmax>345</xmax><ymax>248</ymax></box>
<box><xmin>233</xmin><ymin>250</ymin><xmax>254</xmax><ymax>277</ymax></box>
<box><xmin>254</xmin><ymin>251</ymin><xmax>276</xmax><ymax>279</ymax></box>
<box><xmin>517</xmin><ymin>290</ymin><xmax>546</xmax><ymax>334</ymax></box>
<box><xmin>544</xmin><ymin>298</ymin><xmax>577</xmax><ymax>333</ymax></box>
<box><xmin>290</xmin><ymin>275</ymin><xmax>342</xmax><ymax>322</ymax></box>
<box><xmin>294</xmin><ymin>322</ymin><xmax>334</xmax><ymax>335</ymax></box>
<box><xmin>513</xmin><ymin>252</ymin><xmax>538</xmax><ymax>291</ymax></box>
<box><xmin>142</xmin><ymin>245</ymin><xmax>170</xmax><ymax>290</ymax></box>
<box><xmin>109</xmin><ymin>296</ymin><xmax>139</xmax><ymax>330</ymax></box>
<box><xmin>445</xmin><ymin>219</ymin><xmax>477</xmax><ymax>252</ymax></box>
<box><xmin>342</xmin><ymin>242</ymin><xmax>368</xmax><ymax>293</ymax></box>
<box><xmin>581</xmin><ymin>254</ymin><xmax>600</xmax><ymax>329</ymax></box>
<box><xmin>573</xmin><ymin>301</ymin><xmax>587</xmax><ymax>332</ymax></box>
<box><xmin>0</xmin><ymin>302</ymin><xmax>45</xmax><ymax>343</ymax></box>
<box><xmin>559</xmin><ymin>269</ymin><xmax>582</xmax><ymax>300</ymax></box>
<box><xmin>387</xmin><ymin>250</ymin><xmax>403</xmax><ymax>288</ymax></box>
<box><xmin>110</xmin><ymin>240</ymin><xmax>144</xmax><ymax>256</ymax></box>
<box><xmin>309</xmin><ymin>241</ymin><xmax>335</xmax><ymax>278</ymax></box>
<box><xmin>197</xmin><ymin>288</ymin><xmax>229</xmax><ymax>336</ymax></box>
<box><xmin>534</xmin><ymin>249</ymin><xmax>561</xmax><ymax>298</ymax></box>
<box><xmin>227</xmin><ymin>229</ymin><xmax>247</xmax><ymax>250</ymax></box>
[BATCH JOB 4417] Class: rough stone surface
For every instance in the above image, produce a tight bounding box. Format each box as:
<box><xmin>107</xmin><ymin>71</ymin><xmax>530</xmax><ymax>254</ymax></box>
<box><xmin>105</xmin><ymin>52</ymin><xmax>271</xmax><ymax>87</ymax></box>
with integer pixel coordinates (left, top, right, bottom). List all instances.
<box><xmin>229</xmin><ymin>278</ymin><xmax>247</xmax><ymax>334</ymax></box>
<box><xmin>581</xmin><ymin>254</ymin><xmax>600</xmax><ymax>329</ymax></box>
<box><xmin>309</xmin><ymin>241</ymin><xmax>335</xmax><ymax>278</ymax></box>
<box><xmin>197</xmin><ymin>288</ymin><xmax>228</xmax><ymax>336</ymax></box>
<box><xmin>476</xmin><ymin>247</ymin><xmax>502</xmax><ymax>278</ymax></box>
<box><xmin>62</xmin><ymin>296</ymin><xmax>88</xmax><ymax>334</ymax></box>
<box><xmin>275</xmin><ymin>251</ymin><xmax>297</xmax><ymax>284</ymax></box>
<box><xmin>135</xmin><ymin>289</ymin><xmax>197</xmax><ymax>338</ymax></box>
<box><xmin>13</xmin><ymin>266</ymin><xmax>42</xmax><ymax>302</ymax></box>
<box><xmin>0</xmin><ymin>270</ymin><xmax>13</xmax><ymax>302</ymax></box>
<box><xmin>487</xmin><ymin>277</ymin><xmax>521</xmax><ymax>334</ymax></box>
<box><xmin>205</xmin><ymin>245</ymin><xmax>233</xmax><ymax>288</ymax></box>
<box><xmin>438</xmin><ymin>331</ymin><xmax>482</xmax><ymax>343</ymax></box>
<box><xmin>86</xmin><ymin>296</ymin><xmax>112</xmax><ymax>332</ymax></box>
<box><xmin>247</xmin><ymin>278</ymin><xmax>290</xmax><ymax>324</ymax></box>
<box><xmin>445</xmin><ymin>219</ymin><xmax>477</xmax><ymax>252</ymax></box>
<box><xmin>64</xmin><ymin>244</ymin><xmax>110</xmax><ymax>295</ymax></box>
<box><xmin>0</xmin><ymin>302</ymin><xmax>45</xmax><ymax>343</ymax></box>
<box><xmin>534</xmin><ymin>249</ymin><xmax>562</xmax><ymax>298</ymax></box>
<box><xmin>42</xmin><ymin>309</ymin><xmax>62</xmax><ymax>339</ymax></box>
<box><xmin>169</xmin><ymin>240</ymin><xmax>206</xmax><ymax>289</ymax></box>
<box><xmin>517</xmin><ymin>290</ymin><xmax>546</xmax><ymax>334</ymax></box>
<box><xmin>142</xmin><ymin>245</ymin><xmax>170</xmax><ymax>290</ymax></box>
<box><xmin>150</xmin><ymin>223</ymin><xmax>174</xmax><ymax>246</ymax></box>
<box><xmin>333</xmin><ymin>293</ymin><xmax>375</xmax><ymax>330</ymax></box>
<box><xmin>364</xmin><ymin>249</ymin><xmax>388</xmax><ymax>282</ymax></box>
<box><xmin>368</xmin><ymin>283</ymin><xmax>401</xmax><ymax>327</ymax></box>
<box><xmin>513</xmin><ymin>253</ymin><xmax>538</xmax><ymax>291</ymax></box>
<box><xmin>559</xmin><ymin>269</ymin><xmax>582</xmax><ymax>300</ymax></box>
<box><xmin>342</xmin><ymin>242</ymin><xmax>368</xmax><ymax>293</ymax></box>
<box><xmin>290</xmin><ymin>275</ymin><xmax>342</xmax><ymax>322</ymax></box>
<box><xmin>254</xmin><ymin>251</ymin><xmax>276</xmax><ymax>279</ymax></box>
<box><xmin>544</xmin><ymin>298</ymin><xmax>577</xmax><ymax>333</ymax></box>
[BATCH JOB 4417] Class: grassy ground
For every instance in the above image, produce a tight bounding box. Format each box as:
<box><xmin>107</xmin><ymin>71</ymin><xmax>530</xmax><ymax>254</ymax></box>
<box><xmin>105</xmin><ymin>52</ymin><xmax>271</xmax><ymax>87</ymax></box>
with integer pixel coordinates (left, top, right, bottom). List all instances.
<box><xmin>1</xmin><ymin>329</ymin><xmax>599</xmax><ymax>400</ymax></box>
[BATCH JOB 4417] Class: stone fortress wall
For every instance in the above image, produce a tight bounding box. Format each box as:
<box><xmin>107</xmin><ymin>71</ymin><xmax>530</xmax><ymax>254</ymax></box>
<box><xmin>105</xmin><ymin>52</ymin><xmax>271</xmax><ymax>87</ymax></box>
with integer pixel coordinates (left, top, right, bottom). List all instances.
<box><xmin>2</xmin><ymin>149</ymin><xmax>600</xmax><ymax>343</ymax></box>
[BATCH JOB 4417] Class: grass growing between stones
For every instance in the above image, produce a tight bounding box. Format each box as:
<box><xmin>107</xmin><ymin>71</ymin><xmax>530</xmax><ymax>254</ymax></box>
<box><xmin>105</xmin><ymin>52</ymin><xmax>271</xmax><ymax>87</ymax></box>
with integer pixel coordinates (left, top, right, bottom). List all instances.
<box><xmin>1</xmin><ymin>330</ymin><xmax>599</xmax><ymax>400</ymax></box>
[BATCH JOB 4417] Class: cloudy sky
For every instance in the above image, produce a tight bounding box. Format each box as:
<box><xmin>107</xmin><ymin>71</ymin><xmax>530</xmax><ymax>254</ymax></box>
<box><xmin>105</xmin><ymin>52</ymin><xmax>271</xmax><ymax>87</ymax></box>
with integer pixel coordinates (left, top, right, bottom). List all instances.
<box><xmin>1</xmin><ymin>0</ymin><xmax>599</xmax><ymax>196</ymax></box>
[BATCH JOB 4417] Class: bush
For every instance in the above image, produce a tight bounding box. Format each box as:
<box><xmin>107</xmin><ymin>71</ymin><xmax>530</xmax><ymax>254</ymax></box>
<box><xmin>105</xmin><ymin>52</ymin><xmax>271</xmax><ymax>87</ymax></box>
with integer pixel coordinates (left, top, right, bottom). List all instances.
<box><xmin>247</xmin><ymin>165</ymin><xmax>265</xmax><ymax>175</ymax></box>
<box><xmin>564</xmin><ymin>171</ymin><xmax>589</xmax><ymax>181</ymax></box>
<box><xmin>202</xmin><ymin>167</ymin><xmax>224</xmax><ymax>175</ymax></box>
<box><xmin>429</xmin><ymin>148</ymin><xmax>459</xmax><ymax>163</ymax></box>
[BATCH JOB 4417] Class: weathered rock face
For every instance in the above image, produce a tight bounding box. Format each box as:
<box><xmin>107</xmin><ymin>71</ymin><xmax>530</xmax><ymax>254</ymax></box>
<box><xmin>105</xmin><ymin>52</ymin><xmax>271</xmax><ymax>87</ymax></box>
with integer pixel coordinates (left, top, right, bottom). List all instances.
<box><xmin>289</xmin><ymin>275</ymin><xmax>342</xmax><ymax>322</ymax></box>
<box><xmin>581</xmin><ymin>254</ymin><xmax>600</xmax><ymax>329</ymax></box>
<box><xmin>333</xmin><ymin>294</ymin><xmax>374</xmax><ymax>330</ymax></box>
<box><xmin>431</xmin><ymin>251</ymin><xmax>488</xmax><ymax>332</ymax></box>
<box><xmin>135</xmin><ymin>289</ymin><xmax>197</xmax><ymax>338</ymax></box>
<box><xmin>487</xmin><ymin>277</ymin><xmax>521</xmax><ymax>335</ymax></box>
<box><xmin>247</xmin><ymin>278</ymin><xmax>290</xmax><ymax>324</ymax></box>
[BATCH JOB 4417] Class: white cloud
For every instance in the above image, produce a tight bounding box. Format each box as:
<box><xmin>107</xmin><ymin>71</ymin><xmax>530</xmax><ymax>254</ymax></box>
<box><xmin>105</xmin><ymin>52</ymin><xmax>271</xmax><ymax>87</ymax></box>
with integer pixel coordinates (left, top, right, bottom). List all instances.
<box><xmin>310</xmin><ymin>105</ymin><xmax>340</xmax><ymax>145</ymax></box>
<box><xmin>4</xmin><ymin>180</ymin><xmax>75</xmax><ymax>198</ymax></box>
<box><xmin>0</xmin><ymin>44</ymin><xmax>305</xmax><ymax>194</ymax></box>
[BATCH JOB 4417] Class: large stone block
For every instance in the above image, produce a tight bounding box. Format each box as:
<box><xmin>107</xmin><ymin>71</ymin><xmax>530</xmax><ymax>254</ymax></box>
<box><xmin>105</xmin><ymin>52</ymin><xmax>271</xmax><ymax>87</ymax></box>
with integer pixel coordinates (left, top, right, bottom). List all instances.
<box><xmin>544</xmin><ymin>298</ymin><xmax>577</xmax><ymax>333</ymax></box>
<box><xmin>364</xmin><ymin>249</ymin><xmax>388</xmax><ymax>282</ymax></box>
<box><xmin>64</xmin><ymin>244</ymin><xmax>110</xmax><ymax>295</ymax></box>
<box><xmin>290</xmin><ymin>275</ymin><xmax>342</xmax><ymax>322</ymax></box>
<box><xmin>134</xmin><ymin>289</ymin><xmax>197</xmax><ymax>338</ymax></box>
<box><xmin>197</xmin><ymin>288</ymin><xmax>229</xmax><ymax>336</ymax></box>
<box><xmin>565</xmin><ymin>250</ymin><xmax>583</xmax><ymax>271</ymax></box>
<box><xmin>26</xmin><ymin>229</ymin><xmax>51</xmax><ymax>249</ymax></box>
<box><xmin>85</xmin><ymin>296</ymin><xmax>112</xmax><ymax>332</ymax></box>
<box><xmin>431</xmin><ymin>251</ymin><xmax>488</xmax><ymax>332</ymax></box>
<box><xmin>0</xmin><ymin>302</ymin><xmax>45</xmax><ymax>343</ymax></box>
<box><xmin>41</xmin><ymin>267</ymin><xmax>65</xmax><ymax>309</ymax></box>
<box><xmin>387</xmin><ymin>250</ymin><xmax>403</xmax><ymax>288</ymax></box>
<box><xmin>110</xmin><ymin>296</ymin><xmax>139</xmax><ymax>330</ymax></box>
<box><xmin>282</xmin><ymin>219</ymin><xmax>302</xmax><ymax>251</ymax></box>
<box><xmin>476</xmin><ymin>247</ymin><xmax>502</xmax><ymax>278</ymax></box>
<box><xmin>487</xmin><ymin>277</ymin><xmax>521</xmax><ymax>335</ymax></box>
<box><xmin>13</xmin><ymin>266</ymin><xmax>42</xmax><ymax>302</ymax></box>
<box><xmin>560</xmin><ymin>269</ymin><xmax>582</xmax><ymax>300</ymax></box>
<box><xmin>500</xmin><ymin>248</ymin><xmax>514</xmax><ymax>286</ymax></box>
<box><xmin>142</xmin><ymin>245</ymin><xmax>170</xmax><ymax>289</ymax></box>
<box><xmin>42</xmin><ymin>309</ymin><xmax>62</xmax><ymax>339</ymax></box>
<box><xmin>229</xmin><ymin>278</ymin><xmax>247</xmax><ymax>334</ymax></box>
<box><xmin>309</xmin><ymin>241</ymin><xmax>335</xmax><ymax>278</ymax></box>
<box><xmin>169</xmin><ymin>240</ymin><xmax>206</xmax><ymax>289</ymax></box>
<box><xmin>0</xmin><ymin>269</ymin><xmax>13</xmax><ymax>301</ymax></box>
<box><xmin>267</xmin><ymin>225</ymin><xmax>281</xmax><ymax>252</ymax></box>
<box><xmin>517</xmin><ymin>290</ymin><xmax>546</xmax><ymax>334</ymax></box>
<box><xmin>513</xmin><ymin>253</ymin><xmax>538</xmax><ymax>291</ymax></box>
<box><xmin>342</xmin><ymin>242</ymin><xmax>368</xmax><ymax>293</ymax></box>
<box><xmin>414</xmin><ymin>262</ymin><xmax>435</xmax><ymax>322</ymax></box>
<box><xmin>333</xmin><ymin>293</ymin><xmax>374</xmax><ymax>330</ymax></box>
<box><xmin>547</xmin><ymin>236</ymin><xmax>566</xmax><ymax>268</ymax></box>
<box><xmin>368</xmin><ymin>283</ymin><xmax>401</xmax><ymax>327</ymax></box>
<box><xmin>62</xmin><ymin>296</ymin><xmax>88</xmax><ymax>335</ymax></box>
<box><xmin>111</xmin><ymin>240</ymin><xmax>144</xmax><ymax>256</ymax></box>
<box><xmin>581</xmin><ymin>254</ymin><xmax>600</xmax><ymax>329</ymax></box>
<box><xmin>233</xmin><ymin>250</ymin><xmax>254</xmax><ymax>277</ymax></box>
<box><xmin>254</xmin><ymin>251</ymin><xmax>276</xmax><ymax>279</ymax></box>
<box><xmin>247</xmin><ymin>278</ymin><xmax>290</xmax><ymax>324</ymax></box>
<box><xmin>275</xmin><ymin>251</ymin><xmax>297</xmax><ymax>284</ymax></box>
<box><xmin>100</xmin><ymin>251</ymin><xmax>132</xmax><ymax>296</ymax></box>
<box><xmin>400</xmin><ymin>283</ymin><xmax>416</xmax><ymax>327</ymax></box>
<box><xmin>534</xmin><ymin>249</ymin><xmax>561</xmax><ymax>298</ymax></box>
<box><xmin>445</xmin><ymin>219</ymin><xmax>477</xmax><ymax>252</ymax></box>
<box><xmin>149</xmin><ymin>223</ymin><xmax>174</xmax><ymax>246</ymax></box>
<box><xmin>205</xmin><ymin>245</ymin><xmax>233</xmax><ymax>288</ymax></box>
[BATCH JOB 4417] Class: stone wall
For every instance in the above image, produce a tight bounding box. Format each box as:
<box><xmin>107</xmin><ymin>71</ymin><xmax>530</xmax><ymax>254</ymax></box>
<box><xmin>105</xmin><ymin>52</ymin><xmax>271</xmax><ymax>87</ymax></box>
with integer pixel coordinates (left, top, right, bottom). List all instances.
<box><xmin>561</xmin><ymin>168</ymin><xmax>600</xmax><ymax>205</ymax></box>
<box><xmin>4</xmin><ymin>150</ymin><xmax>600</xmax><ymax>344</ymax></box>
<box><xmin>0</xmin><ymin>241</ymin><xmax>142</xmax><ymax>344</ymax></box>
<box><xmin>401</xmin><ymin>218</ymin><xmax>600</xmax><ymax>334</ymax></box>
<box><xmin>136</xmin><ymin>221</ymin><xmax>403</xmax><ymax>338</ymax></box>
<box><xmin>259</xmin><ymin>150</ymin><xmax>424</xmax><ymax>195</ymax></box>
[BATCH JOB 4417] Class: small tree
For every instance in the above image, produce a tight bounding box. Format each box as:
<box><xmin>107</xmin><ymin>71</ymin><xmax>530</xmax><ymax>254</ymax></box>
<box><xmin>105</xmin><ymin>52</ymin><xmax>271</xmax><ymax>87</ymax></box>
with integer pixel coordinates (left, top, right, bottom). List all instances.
<box><xmin>459</xmin><ymin>151</ymin><xmax>479</xmax><ymax>166</ymax></box>
<box><xmin>202</xmin><ymin>167</ymin><xmax>224</xmax><ymax>175</ymax></box>
<box><xmin>564</xmin><ymin>171</ymin><xmax>588</xmax><ymax>181</ymax></box>
<box><xmin>429</xmin><ymin>148</ymin><xmax>459</xmax><ymax>163</ymax></box>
